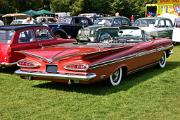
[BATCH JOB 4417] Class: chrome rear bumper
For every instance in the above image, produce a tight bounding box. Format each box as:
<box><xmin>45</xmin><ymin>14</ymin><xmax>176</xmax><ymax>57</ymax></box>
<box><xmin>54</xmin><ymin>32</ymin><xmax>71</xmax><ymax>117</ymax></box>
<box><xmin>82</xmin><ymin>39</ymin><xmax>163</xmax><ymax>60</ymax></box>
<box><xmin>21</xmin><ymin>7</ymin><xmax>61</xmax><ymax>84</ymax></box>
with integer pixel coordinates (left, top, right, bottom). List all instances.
<box><xmin>15</xmin><ymin>70</ymin><xmax>96</xmax><ymax>81</ymax></box>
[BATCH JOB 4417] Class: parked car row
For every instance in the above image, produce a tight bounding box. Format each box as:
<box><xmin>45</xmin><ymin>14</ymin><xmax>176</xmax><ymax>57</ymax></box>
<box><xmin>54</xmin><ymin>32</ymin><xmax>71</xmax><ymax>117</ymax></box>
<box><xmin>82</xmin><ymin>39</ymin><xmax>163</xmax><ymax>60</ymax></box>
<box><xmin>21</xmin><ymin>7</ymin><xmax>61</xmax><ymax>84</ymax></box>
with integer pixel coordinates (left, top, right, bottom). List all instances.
<box><xmin>0</xmin><ymin>15</ymin><xmax>175</xmax><ymax>86</ymax></box>
<box><xmin>77</xmin><ymin>16</ymin><xmax>179</xmax><ymax>43</ymax></box>
<box><xmin>13</xmin><ymin>26</ymin><xmax>173</xmax><ymax>86</ymax></box>
<box><xmin>3</xmin><ymin>14</ymin><xmax>179</xmax><ymax>43</ymax></box>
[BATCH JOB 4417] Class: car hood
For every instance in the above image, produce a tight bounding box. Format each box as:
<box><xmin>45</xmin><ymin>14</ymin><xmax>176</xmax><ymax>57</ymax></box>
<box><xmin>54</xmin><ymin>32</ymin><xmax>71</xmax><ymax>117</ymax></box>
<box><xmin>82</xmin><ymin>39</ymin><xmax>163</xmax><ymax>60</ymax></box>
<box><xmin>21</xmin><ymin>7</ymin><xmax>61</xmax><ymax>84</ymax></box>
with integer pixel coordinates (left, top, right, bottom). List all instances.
<box><xmin>18</xmin><ymin>43</ymin><xmax>133</xmax><ymax>63</ymax></box>
<box><xmin>85</xmin><ymin>25</ymin><xmax>104</xmax><ymax>30</ymax></box>
<box><xmin>139</xmin><ymin>26</ymin><xmax>155</xmax><ymax>32</ymax></box>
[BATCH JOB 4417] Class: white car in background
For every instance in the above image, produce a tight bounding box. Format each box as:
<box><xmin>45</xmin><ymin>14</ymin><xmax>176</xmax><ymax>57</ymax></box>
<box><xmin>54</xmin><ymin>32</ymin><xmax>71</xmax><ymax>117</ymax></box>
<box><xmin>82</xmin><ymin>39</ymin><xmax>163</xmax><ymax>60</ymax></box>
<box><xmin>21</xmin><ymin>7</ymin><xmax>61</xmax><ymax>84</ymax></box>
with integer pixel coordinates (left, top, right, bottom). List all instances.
<box><xmin>10</xmin><ymin>19</ymin><xmax>24</xmax><ymax>25</ymax></box>
<box><xmin>10</xmin><ymin>19</ymin><xmax>37</xmax><ymax>25</ymax></box>
<box><xmin>0</xmin><ymin>20</ymin><xmax>4</xmax><ymax>26</ymax></box>
<box><xmin>172</xmin><ymin>18</ymin><xmax>180</xmax><ymax>43</ymax></box>
<box><xmin>134</xmin><ymin>17</ymin><xmax>174</xmax><ymax>39</ymax></box>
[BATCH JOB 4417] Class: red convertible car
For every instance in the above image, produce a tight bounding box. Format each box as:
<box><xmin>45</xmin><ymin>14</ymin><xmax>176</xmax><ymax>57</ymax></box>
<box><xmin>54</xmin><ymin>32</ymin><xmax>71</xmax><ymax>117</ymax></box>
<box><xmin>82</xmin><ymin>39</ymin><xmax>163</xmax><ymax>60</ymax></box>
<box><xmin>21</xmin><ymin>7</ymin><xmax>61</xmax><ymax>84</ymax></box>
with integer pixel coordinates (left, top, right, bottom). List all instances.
<box><xmin>0</xmin><ymin>25</ymin><xmax>76</xmax><ymax>68</ymax></box>
<box><xmin>15</xmin><ymin>27</ymin><xmax>173</xmax><ymax>86</ymax></box>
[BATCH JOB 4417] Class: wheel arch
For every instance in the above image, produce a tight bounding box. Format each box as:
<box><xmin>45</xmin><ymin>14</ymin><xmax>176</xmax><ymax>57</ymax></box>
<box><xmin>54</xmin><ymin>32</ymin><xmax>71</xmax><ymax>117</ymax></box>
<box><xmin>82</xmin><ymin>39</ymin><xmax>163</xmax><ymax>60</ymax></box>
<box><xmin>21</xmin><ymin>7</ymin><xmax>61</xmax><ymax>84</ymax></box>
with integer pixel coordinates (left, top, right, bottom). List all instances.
<box><xmin>111</xmin><ymin>64</ymin><xmax>128</xmax><ymax>78</ymax></box>
<box><xmin>120</xmin><ymin>65</ymin><xmax>128</xmax><ymax>78</ymax></box>
<box><xmin>53</xmin><ymin>29</ymin><xmax>68</xmax><ymax>39</ymax></box>
<box><xmin>165</xmin><ymin>49</ymin><xmax>172</xmax><ymax>58</ymax></box>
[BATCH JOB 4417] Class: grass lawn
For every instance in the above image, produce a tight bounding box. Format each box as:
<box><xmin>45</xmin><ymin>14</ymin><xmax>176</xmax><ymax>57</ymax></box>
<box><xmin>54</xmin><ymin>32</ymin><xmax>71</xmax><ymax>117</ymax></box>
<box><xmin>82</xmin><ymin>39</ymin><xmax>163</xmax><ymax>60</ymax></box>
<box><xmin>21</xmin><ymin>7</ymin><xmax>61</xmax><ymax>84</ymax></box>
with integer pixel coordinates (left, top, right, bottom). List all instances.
<box><xmin>0</xmin><ymin>45</ymin><xmax>180</xmax><ymax>120</ymax></box>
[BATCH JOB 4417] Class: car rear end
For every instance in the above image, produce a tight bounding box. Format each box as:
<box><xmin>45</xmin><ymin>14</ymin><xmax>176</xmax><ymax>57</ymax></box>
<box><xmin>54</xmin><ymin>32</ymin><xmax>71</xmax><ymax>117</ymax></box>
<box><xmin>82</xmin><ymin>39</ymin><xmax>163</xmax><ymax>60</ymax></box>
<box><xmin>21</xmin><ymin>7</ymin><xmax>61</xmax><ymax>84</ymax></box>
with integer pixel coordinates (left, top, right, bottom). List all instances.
<box><xmin>0</xmin><ymin>29</ymin><xmax>15</xmax><ymax>67</ymax></box>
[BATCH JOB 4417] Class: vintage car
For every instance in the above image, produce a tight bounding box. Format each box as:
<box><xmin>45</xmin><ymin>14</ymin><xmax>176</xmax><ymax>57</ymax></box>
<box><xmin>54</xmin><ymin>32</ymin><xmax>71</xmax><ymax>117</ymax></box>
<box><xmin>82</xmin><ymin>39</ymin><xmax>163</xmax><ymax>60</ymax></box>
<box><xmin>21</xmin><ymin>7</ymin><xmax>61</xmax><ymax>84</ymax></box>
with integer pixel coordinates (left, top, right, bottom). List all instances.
<box><xmin>78</xmin><ymin>13</ymin><xmax>102</xmax><ymax>22</ymax></box>
<box><xmin>47</xmin><ymin>16</ymin><xmax>93</xmax><ymax>38</ymax></box>
<box><xmin>10</xmin><ymin>19</ymin><xmax>37</xmax><ymax>25</ymax></box>
<box><xmin>77</xmin><ymin>16</ymin><xmax>131</xmax><ymax>42</ymax></box>
<box><xmin>94</xmin><ymin>16</ymin><xmax>131</xmax><ymax>27</ymax></box>
<box><xmin>15</xmin><ymin>27</ymin><xmax>173</xmax><ymax>86</ymax></box>
<box><xmin>134</xmin><ymin>17</ymin><xmax>174</xmax><ymax>38</ymax></box>
<box><xmin>0</xmin><ymin>25</ymin><xmax>76</xmax><ymax>68</ymax></box>
<box><xmin>172</xmin><ymin>18</ymin><xmax>180</xmax><ymax>43</ymax></box>
<box><xmin>0</xmin><ymin>20</ymin><xmax>4</xmax><ymax>26</ymax></box>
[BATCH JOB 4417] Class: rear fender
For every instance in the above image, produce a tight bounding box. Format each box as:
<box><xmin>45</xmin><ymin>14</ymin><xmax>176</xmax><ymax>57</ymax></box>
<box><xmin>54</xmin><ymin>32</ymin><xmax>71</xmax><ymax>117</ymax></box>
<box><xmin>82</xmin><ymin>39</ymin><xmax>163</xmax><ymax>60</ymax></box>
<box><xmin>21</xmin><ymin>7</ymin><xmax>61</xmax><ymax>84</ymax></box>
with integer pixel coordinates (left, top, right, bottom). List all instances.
<box><xmin>110</xmin><ymin>64</ymin><xmax>128</xmax><ymax>77</ymax></box>
<box><xmin>52</xmin><ymin>28</ymin><xmax>68</xmax><ymax>39</ymax></box>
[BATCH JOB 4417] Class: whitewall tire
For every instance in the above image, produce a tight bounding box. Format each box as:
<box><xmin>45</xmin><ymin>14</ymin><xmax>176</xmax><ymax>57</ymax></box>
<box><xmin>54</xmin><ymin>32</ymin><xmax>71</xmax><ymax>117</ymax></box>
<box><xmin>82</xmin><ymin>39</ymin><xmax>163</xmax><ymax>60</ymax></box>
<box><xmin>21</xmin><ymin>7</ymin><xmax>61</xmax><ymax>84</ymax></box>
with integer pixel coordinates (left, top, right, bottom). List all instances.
<box><xmin>109</xmin><ymin>68</ymin><xmax>123</xmax><ymax>86</ymax></box>
<box><xmin>158</xmin><ymin>51</ymin><xmax>167</xmax><ymax>68</ymax></box>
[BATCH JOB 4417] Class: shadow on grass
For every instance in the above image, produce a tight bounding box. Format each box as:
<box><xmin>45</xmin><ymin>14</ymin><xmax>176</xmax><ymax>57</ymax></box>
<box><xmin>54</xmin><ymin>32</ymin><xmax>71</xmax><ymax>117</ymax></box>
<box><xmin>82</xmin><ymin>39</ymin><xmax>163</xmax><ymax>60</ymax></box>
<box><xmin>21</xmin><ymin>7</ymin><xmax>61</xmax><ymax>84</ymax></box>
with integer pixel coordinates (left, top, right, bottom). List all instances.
<box><xmin>33</xmin><ymin>61</ymin><xmax>180</xmax><ymax>95</ymax></box>
<box><xmin>0</xmin><ymin>66</ymin><xmax>19</xmax><ymax>74</ymax></box>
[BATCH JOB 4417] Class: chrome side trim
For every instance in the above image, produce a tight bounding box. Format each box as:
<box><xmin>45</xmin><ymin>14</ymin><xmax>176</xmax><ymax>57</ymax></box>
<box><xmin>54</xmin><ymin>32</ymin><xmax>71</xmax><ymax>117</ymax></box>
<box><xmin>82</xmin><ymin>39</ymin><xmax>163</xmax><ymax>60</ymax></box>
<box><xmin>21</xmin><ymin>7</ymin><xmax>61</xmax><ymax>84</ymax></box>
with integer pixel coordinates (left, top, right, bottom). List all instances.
<box><xmin>15</xmin><ymin>70</ymin><xmax>96</xmax><ymax>81</ymax></box>
<box><xmin>20</xmin><ymin>52</ymin><xmax>52</xmax><ymax>63</ymax></box>
<box><xmin>89</xmin><ymin>53</ymin><xmax>136</xmax><ymax>69</ymax></box>
<box><xmin>89</xmin><ymin>45</ymin><xmax>173</xmax><ymax>69</ymax></box>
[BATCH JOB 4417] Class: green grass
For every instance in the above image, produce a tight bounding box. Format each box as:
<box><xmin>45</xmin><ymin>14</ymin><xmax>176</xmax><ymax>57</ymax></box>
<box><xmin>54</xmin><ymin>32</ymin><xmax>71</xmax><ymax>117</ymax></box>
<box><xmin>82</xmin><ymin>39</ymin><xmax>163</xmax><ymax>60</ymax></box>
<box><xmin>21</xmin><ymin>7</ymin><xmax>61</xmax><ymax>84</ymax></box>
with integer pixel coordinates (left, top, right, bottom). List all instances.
<box><xmin>0</xmin><ymin>45</ymin><xmax>180</xmax><ymax>120</ymax></box>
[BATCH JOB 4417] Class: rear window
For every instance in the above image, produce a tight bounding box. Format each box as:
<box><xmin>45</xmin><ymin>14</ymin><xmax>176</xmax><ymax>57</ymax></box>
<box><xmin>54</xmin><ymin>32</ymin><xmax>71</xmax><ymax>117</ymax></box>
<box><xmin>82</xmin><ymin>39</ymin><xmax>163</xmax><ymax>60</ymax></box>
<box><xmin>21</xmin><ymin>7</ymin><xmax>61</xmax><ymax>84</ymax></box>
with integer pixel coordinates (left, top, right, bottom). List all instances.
<box><xmin>0</xmin><ymin>30</ymin><xmax>14</xmax><ymax>43</ymax></box>
<box><xmin>134</xmin><ymin>19</ymin><xmax>157</xmax><ymax>27</ymax></box>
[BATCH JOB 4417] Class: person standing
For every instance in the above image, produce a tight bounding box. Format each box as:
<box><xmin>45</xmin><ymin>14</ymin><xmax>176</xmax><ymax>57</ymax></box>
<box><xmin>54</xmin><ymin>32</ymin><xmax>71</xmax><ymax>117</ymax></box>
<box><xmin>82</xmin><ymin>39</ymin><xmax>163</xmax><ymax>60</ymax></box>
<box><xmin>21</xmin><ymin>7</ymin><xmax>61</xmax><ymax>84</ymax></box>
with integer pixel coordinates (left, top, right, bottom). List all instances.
<box><xmin>22</xmin><ymin>16</ymin><xmax>34</xmax><ymax>24</ymax></box>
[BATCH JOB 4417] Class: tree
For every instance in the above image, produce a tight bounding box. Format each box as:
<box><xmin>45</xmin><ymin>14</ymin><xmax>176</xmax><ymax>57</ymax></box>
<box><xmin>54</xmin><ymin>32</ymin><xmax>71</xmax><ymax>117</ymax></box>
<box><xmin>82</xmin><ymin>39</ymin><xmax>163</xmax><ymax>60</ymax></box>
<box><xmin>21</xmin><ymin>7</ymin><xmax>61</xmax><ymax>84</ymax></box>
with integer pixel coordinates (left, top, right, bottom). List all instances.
<box><xmin>70</xmin><ymin>0</ymin><xmax>84</xmax><ymax>15</ymax></box>
<box><xmin>50</xmin><ymin>0</ymin><xmax>71</xmax><ymax>12</ymax></box>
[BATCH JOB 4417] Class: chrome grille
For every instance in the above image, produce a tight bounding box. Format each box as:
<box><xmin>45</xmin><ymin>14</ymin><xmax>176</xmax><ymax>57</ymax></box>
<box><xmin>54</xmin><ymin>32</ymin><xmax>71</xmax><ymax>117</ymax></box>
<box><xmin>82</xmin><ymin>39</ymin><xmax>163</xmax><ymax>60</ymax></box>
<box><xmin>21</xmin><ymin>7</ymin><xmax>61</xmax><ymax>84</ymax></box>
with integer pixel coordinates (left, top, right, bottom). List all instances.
<box><xmin>81</xmin><ymin>29</ymin><xmax>90</xmax><ymax>36</ymax></box>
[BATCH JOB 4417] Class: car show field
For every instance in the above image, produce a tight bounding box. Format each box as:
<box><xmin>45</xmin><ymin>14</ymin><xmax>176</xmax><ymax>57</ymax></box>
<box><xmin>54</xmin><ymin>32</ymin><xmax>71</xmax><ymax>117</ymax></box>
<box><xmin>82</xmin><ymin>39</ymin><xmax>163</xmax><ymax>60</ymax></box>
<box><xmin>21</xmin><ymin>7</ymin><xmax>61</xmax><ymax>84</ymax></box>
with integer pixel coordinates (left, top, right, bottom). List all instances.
<box><xmin>0</xmin><ymin>45</ymin><xmax>180</xmax><ymax>120</ymax></box>
<box><xmin>1</xmin><ymin>0</ymin><xmax>180</xmax><ymax>119</ymax></box>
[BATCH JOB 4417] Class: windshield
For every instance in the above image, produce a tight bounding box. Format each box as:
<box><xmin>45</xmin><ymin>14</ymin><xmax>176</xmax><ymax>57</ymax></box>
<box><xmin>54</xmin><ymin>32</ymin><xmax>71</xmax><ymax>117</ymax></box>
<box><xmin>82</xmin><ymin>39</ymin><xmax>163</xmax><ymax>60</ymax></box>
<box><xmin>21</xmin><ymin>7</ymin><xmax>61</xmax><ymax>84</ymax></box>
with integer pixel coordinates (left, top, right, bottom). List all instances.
<box><xmin>111</xmin><ymin>29</ymin><xmax>144</xmax><ymax>43</ymax></box>
<box><xmin>94</xmin><ymin>18</ymin><xmax>112</xmax><ymax>25</ymax></box>
<box><xmin>0</xmin><ymin>30</ymin><xmax>14</xmax><ymax>43</ymax></box>
<box><xmin>134</xmin><ymin>19</ymin><xmax>157</xmax><ymax>27</ymax></box>
<box><xmin>59</xmin><ymin>17</ymin><xmax>72</xmax><ymax>24</ymax></box>
<box><xmin>10</xmin><ymin>20</ymin><xmax>23</xmax><ymax>25</ymax></box>
<box><xmin>118</xmin><ymin>29</ymin><xmax>142</xmax><ymax>38</ymax></box>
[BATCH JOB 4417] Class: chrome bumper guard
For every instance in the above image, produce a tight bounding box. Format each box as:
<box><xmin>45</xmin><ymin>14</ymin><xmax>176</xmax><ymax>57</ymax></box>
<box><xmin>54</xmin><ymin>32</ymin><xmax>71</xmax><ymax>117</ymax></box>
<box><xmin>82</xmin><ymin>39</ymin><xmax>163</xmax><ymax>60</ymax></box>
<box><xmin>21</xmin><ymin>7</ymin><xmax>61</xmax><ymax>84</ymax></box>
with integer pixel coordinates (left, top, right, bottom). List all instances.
<box><xmin>15</xmin><ymin>70</ymin><xmax>96</xmax><ymax>81</ymax></box>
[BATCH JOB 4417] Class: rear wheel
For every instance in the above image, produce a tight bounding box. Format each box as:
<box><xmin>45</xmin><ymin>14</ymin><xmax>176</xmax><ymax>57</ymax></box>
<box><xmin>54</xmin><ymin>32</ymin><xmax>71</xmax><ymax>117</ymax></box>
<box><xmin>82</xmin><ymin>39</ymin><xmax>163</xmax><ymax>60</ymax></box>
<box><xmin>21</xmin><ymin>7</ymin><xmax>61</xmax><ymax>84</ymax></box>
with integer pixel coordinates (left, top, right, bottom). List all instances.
<box><xmin>54</xmin><ymin>31</ymin><xmax>68</xmax><ymax>39</ymax></box>
<box><xmin>109</xmin><ymin>68</ymin><xmax>123</xmax><ymax>86</ymax></box>
<box><xmin>99</xmin><ymin>33</ymin><xmax>112</xmax><ymax>43</ymax></box>
<box><xmin>158</xmin><ymin>51</ymin><xmax>167</xmax><ymax>68</ymax></box>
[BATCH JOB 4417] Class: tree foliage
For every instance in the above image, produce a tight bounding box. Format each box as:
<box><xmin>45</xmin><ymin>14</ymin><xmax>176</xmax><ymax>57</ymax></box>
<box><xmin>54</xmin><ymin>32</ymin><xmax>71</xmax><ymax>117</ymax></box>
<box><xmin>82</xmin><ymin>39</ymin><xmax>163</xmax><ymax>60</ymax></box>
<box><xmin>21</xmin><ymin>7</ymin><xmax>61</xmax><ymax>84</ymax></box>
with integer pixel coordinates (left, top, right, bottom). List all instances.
<box><xmin>0</xmin><ymin>0</ymin><xmax>157</xmax><ymax>17</ymax></box>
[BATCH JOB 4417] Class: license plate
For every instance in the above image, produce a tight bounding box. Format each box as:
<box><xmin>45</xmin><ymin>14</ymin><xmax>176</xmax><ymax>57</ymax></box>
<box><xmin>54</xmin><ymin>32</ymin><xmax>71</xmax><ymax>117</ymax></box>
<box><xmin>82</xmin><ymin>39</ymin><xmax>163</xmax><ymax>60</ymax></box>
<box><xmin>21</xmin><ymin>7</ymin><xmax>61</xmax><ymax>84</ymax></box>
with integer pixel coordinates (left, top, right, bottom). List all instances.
<box><xmin>46</xmin><ymin>65</ymin><xmax>58</xmax><ymax>73</ymax></box>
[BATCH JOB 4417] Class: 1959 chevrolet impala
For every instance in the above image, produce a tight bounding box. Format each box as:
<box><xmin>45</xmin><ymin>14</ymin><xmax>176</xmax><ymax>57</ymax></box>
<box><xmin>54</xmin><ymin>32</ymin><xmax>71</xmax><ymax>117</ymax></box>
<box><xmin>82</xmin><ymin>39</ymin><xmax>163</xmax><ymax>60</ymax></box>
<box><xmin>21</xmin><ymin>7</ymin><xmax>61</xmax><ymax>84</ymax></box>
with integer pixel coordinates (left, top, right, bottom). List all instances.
<box><xmin>15</xmin><ymin>27</ymin><xmax>173</xmax><ymax>86</ymax></box>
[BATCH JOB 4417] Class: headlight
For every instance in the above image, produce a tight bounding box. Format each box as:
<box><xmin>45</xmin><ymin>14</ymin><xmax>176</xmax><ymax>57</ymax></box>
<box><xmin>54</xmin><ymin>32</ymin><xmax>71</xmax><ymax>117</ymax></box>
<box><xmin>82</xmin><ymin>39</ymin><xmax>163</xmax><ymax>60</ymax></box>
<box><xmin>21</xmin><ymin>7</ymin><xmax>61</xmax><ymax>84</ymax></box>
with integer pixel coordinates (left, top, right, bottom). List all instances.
<box><xmin>90</xmin><ymin>30</ymin><xmax>94</xmax><ymax>34</ymax></box>
<box><xmin>78</xmin><ymin>30</ymin><xmax>82</xmax><ymax>35</ymax></box>
<box><xmin>64</xmin><ymin>62</ymin><xmax>89</xmax><ymax>71</ymax></box>
<box><xmin>17</xmin><ymin>59</ymin><xmax>41</xmax><ymax>68</ymax></box>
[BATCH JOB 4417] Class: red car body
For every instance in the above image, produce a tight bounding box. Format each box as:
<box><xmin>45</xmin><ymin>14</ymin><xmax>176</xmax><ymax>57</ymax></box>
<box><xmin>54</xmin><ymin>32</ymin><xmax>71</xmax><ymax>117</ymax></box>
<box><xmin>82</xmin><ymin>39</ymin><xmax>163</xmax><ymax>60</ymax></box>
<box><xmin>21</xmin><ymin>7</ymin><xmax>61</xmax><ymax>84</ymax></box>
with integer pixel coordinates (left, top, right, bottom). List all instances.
<box><xmin>15</xmin><ymin>27</ymin><xmax>173</xmax><ymax>86</ymax></box>
<box><xmin>0</xmin><ymin>25</ymin><xmax>76</xmax><ymax>67</ymax></box>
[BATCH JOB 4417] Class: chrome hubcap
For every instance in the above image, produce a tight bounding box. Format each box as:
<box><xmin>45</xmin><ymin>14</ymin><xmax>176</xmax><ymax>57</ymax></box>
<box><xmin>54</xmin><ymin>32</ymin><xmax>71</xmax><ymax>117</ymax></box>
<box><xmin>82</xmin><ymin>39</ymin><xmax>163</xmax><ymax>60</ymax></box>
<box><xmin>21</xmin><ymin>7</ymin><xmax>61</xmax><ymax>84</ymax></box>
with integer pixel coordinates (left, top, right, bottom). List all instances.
<box><xmin>160</xmin><ymin>54</ymin><xmax>165</xmax><ymax>65</ymax></box>
<box><xmin>112</xmin><ymin>70</ymin><xmax>120</xmax><ymax>82</ymax></box>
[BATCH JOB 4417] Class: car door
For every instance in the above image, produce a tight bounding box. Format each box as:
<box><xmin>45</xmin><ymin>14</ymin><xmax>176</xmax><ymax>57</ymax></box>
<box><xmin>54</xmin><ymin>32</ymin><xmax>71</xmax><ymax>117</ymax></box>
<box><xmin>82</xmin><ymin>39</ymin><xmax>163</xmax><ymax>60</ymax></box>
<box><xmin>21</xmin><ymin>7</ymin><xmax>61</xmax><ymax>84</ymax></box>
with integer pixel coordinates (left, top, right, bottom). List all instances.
<box><xmin>156</xmin><ymin>19</ymin><xmax>169</xmax><ymax>38</ymax></box>
<box><xmin>10</xmin><ymin>28</ymin><xmax>39</xmax><ymax>63</ymax></box>
<box><xmin>127</xmin><ymin>32</ymin><xmax>159</xmax><ymax>71</ymax></box>
<box><xmin>165</xmin><ymin>19</ymin><xmax>173</xmax><ymax>39</ymax></box>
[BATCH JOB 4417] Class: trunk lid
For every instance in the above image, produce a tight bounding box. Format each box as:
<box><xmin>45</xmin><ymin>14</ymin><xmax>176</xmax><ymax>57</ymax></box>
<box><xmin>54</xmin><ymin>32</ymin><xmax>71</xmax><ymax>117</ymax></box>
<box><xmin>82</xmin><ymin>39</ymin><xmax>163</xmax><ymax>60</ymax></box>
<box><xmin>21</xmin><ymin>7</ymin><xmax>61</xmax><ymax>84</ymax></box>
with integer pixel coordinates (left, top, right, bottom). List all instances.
<box><xmin>18</xmin><ymin>43</ymin><xmax>133</xmax><ymax>63</ymax></box>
